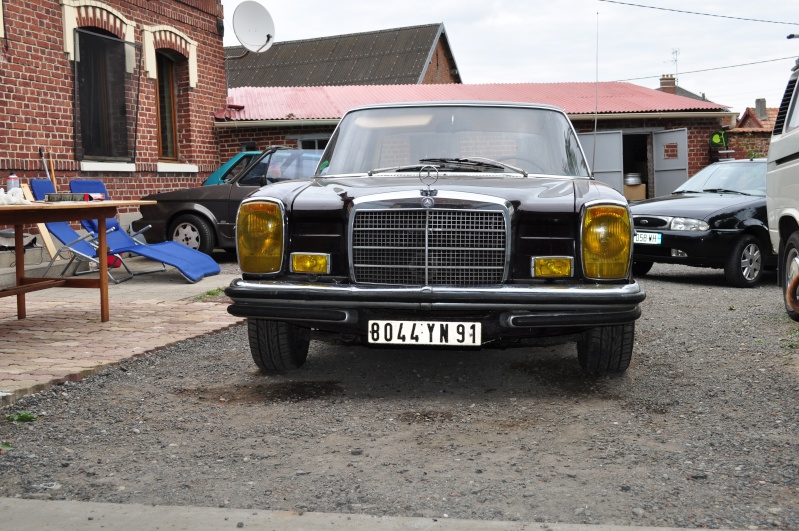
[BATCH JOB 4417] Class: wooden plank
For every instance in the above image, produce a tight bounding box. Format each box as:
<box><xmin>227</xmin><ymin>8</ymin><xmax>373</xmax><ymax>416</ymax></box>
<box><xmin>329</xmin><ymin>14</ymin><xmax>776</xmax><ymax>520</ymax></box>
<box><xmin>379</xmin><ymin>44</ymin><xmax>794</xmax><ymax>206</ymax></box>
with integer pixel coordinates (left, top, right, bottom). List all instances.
<box><xmin>19</xmin><ymin>183</ymin><xmax>59</xmax><ymax>260</ymax></box>
<box><xmin>0</xmin><ymin>278</ymin><xmax>66</xmax><ymax>297</ymax></box>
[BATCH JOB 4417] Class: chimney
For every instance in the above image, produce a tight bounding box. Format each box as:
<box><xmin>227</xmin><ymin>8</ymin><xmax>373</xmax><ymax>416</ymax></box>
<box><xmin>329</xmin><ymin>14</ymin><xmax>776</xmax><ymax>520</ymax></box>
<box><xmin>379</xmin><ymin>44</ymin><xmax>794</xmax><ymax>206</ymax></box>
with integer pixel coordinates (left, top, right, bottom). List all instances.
<box><xmin>755</xmin><ymin>98</ymin><xmax>767</xmax><ymax>120</ymax></box>
<box><xmin>659</xmin><ymin>74</ymin><xmax>677</xmax><ymax>95</ymax></box>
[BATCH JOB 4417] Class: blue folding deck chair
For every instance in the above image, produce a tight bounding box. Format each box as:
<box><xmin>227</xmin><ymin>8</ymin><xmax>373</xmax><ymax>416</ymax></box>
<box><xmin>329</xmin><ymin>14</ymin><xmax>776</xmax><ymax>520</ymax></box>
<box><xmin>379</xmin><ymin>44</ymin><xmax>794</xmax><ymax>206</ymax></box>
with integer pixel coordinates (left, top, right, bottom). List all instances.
<box><xmin>29</xmin><ymin>179</ymin><xmax>134</xmax><ymax>283</ymax></box>
<box><xmin>69</xmin><ymin>179</ymin><xmax>221</xmax><ymax>283</ymax></box>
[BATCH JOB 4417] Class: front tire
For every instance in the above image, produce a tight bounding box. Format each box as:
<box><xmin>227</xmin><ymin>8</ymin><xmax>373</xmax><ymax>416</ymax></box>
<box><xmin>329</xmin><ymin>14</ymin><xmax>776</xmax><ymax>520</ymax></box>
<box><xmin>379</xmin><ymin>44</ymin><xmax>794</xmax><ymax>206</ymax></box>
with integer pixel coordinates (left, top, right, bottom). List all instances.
<box><xmin>632</xmin><ymin>261</ymin><xmax>653</xmax><ymax>277</ymax></box>
<box><xmin>248</xmin><ymin>319</ymin><xmax>310</xmax><ymax>374</ymax></box>
<box><xmin>577</xmin><ymin>323</ymin><xmax>634</xmax><ymax>374</ymax></box>
<box><xmin>724</xmin><ymin>234</ymin><xmax>763</xmax><ymax>288</ymax></box>
<box><xmin>169</xmin><ymin>214</ymin><xmax>215</xmax><ymax>255</ymax></box>
<box><xmin>782</xmin><ymin>231</ymin><xmax>799</xmax><ymax>322</ymax></box>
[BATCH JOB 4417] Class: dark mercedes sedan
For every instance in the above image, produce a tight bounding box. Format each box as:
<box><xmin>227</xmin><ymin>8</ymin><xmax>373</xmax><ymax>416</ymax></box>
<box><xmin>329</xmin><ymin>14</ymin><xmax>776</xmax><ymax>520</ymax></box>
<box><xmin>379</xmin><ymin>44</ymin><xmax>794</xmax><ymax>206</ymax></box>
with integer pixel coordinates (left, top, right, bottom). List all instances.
<box><xmin>631</xmin><ymin>158</ymin><xmax>773</xmax><ymax>287</ymax></box>
<box><xmin>225</xmin><ymin>102</ymin><xmax>645</xmax><ymax>376</ymax></box>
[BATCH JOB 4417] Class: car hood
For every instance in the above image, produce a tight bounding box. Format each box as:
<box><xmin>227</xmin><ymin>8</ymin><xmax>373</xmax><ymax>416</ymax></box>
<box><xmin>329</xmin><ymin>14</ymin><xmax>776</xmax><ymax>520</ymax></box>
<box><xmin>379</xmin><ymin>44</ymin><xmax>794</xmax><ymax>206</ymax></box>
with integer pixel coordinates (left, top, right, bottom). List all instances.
<box><xmin>252</xmin><ymin>174</ymin><xmax>613</xmax><ymax>215</ymax></box>
<box><xmin>630</xmin><ymin>192</ymin><xmax>761</xmax><ymax>220</ymax></box>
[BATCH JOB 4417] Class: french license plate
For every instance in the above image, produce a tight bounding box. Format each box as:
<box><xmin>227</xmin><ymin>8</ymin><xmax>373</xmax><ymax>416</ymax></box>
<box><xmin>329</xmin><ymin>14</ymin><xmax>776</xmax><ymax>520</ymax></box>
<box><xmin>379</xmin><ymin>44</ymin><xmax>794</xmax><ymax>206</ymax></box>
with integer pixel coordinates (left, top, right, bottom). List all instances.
<box><xmin>634</xmin><ymin>231</ymin><xmax>662</xmax><ymax>245</ymax></box>
<box><xmin>368</xmin><ymin>320</ymin><xmax>481</xmax><ymax>346</ymax></box>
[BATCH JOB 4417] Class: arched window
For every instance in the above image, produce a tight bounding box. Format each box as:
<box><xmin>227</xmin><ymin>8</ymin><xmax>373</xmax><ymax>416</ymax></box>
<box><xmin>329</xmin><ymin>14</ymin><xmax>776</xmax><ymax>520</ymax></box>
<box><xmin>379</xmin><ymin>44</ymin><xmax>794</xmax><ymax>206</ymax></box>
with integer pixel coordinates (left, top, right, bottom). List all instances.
<box><xmin>156</xmin><ymin>52</ymin><xmax>178</xmax><ymax>159</ymax></box>
<box><xmin>143</xmin><ymin>26</ymin><xmax>198</xmax><ymax>162</ymax></box>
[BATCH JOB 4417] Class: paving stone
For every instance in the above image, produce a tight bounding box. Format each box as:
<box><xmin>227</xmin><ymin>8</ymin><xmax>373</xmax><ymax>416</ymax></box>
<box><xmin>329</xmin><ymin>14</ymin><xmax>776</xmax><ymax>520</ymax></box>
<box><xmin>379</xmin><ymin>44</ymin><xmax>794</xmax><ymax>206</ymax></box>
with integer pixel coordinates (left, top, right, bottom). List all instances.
<box><xmin>0</xmin><ymin>297</ymin><xmax>243</xmax><ymax>406</ymax></box>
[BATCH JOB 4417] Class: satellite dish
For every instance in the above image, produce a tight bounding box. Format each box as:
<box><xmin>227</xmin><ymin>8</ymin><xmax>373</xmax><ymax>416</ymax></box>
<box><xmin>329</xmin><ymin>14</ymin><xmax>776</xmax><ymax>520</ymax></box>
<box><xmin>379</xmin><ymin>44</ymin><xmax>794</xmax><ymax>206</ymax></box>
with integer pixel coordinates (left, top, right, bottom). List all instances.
<box><xmin>232</xmin><ymin>1</ymin><xmax>275</xmax><ymax>53</ymax></box>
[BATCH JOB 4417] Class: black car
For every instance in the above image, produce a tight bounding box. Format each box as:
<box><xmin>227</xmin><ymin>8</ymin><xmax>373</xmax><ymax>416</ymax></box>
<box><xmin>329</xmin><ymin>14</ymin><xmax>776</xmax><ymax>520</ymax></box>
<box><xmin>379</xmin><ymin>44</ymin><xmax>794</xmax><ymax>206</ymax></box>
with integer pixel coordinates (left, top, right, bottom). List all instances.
<box><xmin>631</xmin><ymin>158</ymin><xmax>773</xmax><ymax>287</ymax></box>
<box><xmin>132</xmin><ymin>147</ymin><xmax>321</xmax><ymax>254</ymax></box>
<box><xmin>225</xmin><ymin>102</ymin><xmax>646</xmax><ymax>375</ymax></box>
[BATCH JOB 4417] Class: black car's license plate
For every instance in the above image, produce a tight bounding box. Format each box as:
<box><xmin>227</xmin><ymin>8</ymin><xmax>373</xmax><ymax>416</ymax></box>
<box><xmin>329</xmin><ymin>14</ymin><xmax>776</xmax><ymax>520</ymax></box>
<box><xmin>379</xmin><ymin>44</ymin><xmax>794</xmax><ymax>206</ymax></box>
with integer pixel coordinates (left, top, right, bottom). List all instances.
<box><xmin>634</xmin><ymin>231</ymin><xmax>662</xmax><ymax>245</ymax></box>
<box><xmin>368</xmin><ymin>320</ymin><xmax>481</xmax><ymax>346</ymax></box>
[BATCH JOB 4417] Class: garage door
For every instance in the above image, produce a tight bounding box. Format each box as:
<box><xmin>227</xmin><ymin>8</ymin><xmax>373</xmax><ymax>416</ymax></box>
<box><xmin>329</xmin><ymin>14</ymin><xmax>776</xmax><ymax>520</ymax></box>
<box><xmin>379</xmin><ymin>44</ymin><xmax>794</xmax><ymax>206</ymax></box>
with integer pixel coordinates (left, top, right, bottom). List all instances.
<box><xmin>578</xmin><ymin>131</ymin><xmax>624</xmax><ymax>192</ymax></box>
<box><xmin>653</xmin><ymin>128</ymin><xmax>688</xmax><ymax>196</ymax></box>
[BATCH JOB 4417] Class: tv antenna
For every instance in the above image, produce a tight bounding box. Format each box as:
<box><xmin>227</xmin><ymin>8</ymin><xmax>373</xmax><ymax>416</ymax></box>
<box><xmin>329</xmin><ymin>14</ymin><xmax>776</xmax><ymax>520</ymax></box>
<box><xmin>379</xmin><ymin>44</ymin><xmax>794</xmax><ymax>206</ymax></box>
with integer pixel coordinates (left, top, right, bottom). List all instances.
<box><xmin>229</xmin><ymin>1</ymin><xmax>275</xmax><ymax>59</ymax></box>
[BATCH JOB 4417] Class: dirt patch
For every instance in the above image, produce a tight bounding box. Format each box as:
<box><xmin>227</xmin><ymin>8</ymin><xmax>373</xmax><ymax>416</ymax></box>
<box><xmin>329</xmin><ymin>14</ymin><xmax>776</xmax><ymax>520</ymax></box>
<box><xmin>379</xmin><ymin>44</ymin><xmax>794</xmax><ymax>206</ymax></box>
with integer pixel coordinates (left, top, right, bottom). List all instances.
<box><xmin>176</xmin><ymin>381</ymin><xmax>343</xmax><ymax>403</ymax></box>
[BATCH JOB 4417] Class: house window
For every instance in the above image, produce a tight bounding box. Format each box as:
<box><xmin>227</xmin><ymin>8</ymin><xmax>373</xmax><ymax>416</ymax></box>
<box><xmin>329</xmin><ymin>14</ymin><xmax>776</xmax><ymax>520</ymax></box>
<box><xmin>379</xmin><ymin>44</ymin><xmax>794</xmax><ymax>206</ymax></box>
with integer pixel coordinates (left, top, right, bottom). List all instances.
<box><xmin>156</xmin><ymin>53</ymin><xmax>178</xmax><ymax>160</ymax></box>
<box><xmin>73</xmin><ymin>29</ymin><xmax>141</xmax><ymax>161</ymax></box>
<box><xmin>287</xmin><ymin>134</ymin><xmax>331</xmax><ymax>150</ymax></box>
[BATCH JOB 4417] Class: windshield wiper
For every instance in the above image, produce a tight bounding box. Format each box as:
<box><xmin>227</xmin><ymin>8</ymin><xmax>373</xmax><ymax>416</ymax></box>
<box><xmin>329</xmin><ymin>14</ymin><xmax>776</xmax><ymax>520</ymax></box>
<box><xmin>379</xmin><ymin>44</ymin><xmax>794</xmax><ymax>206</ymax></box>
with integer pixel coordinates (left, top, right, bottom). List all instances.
<box><xmin>701</xmin><ymin>188</ymin><xmax>749</xmax><ymax>195</ymax></box>
<box><xmin>419</xmin><ymin>157</ymin><xmax>528</xmax><ymax>177</ymax></box>
<box><xmin>368</xmin><ymin>157</ymin><xmax>529</xmax><ymax>177</ymax></box>
<box><xmin>368</xmin><ymin>164</ymin><xmax>430</xmax><ymax>175</ymax></box>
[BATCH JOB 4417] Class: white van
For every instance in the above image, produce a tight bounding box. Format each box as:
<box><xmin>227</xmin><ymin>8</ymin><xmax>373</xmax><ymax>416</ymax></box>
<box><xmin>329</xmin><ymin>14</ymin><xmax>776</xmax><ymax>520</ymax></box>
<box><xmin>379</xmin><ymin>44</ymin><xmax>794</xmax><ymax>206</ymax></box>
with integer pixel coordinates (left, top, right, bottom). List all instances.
<box><xmin>766</xmin><ymin>57</ymin><xmax>799</xmax><ymax>320</ymax></box>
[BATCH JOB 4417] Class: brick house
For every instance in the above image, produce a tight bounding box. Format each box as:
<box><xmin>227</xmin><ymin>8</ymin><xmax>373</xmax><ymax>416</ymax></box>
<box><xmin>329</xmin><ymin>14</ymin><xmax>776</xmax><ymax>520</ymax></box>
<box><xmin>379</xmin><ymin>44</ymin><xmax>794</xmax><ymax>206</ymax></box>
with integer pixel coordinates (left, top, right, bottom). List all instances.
<box><xmin>214</xmin><ymin>82</ymin><xmax>735</xmax><ymax>200</ymax></box>
<box><xmin>725</xmin><ymin>98</ymin><xmax>778</xmax><ymax>160</ymax></box>
<box><xmin>0</xmin><ymin>0</ymin><xmax>227</xmax><ymax>214</ymax></box>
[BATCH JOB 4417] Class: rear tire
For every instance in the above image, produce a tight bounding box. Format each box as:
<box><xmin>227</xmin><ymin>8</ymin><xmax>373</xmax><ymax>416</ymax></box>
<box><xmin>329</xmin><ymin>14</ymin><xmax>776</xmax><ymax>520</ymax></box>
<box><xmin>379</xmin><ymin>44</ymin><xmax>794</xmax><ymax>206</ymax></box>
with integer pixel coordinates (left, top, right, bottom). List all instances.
<box><xmin>782</xmin><ymin>231</ymin><xmax>799</xmax><ymax>322</ymax></box>
<box><xmin>632</xmin><ymin>261</ymin><xmax>653</xmax><ymax>276</ymax></box>
<box><xmin>169</xmin><ymin>214</ymin><xmax>215</xmax><ymax>255</ymax></box>
<box><xmin>248</xmin><ymin>319</ymin><xmax>310</xmax><ymax>374</ymax></box>
<box><xmin>724</xmin><ymin>234</ymin><xmax>762</xmax><ymax>288</ymax></box>
<box><xmin>577</xmin><ymin>323</ymin><xmax>634</xmax><ymax>374</ymax></box>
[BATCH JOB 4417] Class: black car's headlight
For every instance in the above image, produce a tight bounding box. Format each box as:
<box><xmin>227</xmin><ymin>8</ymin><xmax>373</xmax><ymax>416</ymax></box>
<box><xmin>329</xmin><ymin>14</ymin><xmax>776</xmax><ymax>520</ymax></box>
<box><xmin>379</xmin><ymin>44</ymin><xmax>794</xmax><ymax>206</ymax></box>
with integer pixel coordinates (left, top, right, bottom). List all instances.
<box><xmin>237</xmin><ymin>200</ymin><xmax>284</xmax><ymax>274</ymax></box>
<box><xmin>581</xmin><ymin>203</ymin><xmax>632</xmax><ymax>280</ymax></box>
<box><xmin>669</xmin><ymin>217</ymin><xmax>709</xmax><ymax>231</ymax></box>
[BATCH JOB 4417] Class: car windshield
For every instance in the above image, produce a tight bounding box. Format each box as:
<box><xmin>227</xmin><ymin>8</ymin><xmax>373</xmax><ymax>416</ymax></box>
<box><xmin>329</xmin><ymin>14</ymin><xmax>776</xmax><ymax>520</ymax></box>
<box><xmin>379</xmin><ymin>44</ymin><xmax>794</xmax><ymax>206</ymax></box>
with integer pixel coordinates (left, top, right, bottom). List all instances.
<box><xmin>316</xmin><ymin>105</ymin><xmax>590</xmax><ymax>177</ymax></box>
<box><xmin>673</xmin><ymin>161</ymin><xmax>766</xmax><ymax>196</ymax></box>
<box><xmin>238</xmin><ymin>149</ymin><xmax>322</xmax><ymax>186</ymax></box>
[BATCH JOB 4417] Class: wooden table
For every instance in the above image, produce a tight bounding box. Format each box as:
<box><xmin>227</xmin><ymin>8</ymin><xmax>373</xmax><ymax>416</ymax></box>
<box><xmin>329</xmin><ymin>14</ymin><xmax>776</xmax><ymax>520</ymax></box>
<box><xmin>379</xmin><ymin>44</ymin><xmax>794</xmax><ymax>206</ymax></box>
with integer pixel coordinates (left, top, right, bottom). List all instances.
<box><xmin>0</xmin><ymin>201</ymin><xmax>153</xmax><ymax>322</ymax></box>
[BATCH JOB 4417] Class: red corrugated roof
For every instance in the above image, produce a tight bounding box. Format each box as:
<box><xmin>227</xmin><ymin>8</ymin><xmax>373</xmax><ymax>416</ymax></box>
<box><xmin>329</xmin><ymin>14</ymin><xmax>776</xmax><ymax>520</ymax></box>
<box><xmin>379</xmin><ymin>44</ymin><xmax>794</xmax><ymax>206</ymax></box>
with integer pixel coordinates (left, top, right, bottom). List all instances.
<box><xmin>216</xmin><ymin>82</ymin><xmax>729</xmax><ymax>122</ymax></box>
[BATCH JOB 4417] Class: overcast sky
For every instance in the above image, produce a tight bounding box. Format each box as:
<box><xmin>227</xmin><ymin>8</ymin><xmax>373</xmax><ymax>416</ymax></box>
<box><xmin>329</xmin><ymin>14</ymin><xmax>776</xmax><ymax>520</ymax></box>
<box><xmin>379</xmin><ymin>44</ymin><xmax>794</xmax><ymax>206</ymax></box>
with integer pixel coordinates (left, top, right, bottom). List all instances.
<box><xmin>220</xmin><ymin>0</ymin><xmax>799</xmax><ymax>117</ymax></box>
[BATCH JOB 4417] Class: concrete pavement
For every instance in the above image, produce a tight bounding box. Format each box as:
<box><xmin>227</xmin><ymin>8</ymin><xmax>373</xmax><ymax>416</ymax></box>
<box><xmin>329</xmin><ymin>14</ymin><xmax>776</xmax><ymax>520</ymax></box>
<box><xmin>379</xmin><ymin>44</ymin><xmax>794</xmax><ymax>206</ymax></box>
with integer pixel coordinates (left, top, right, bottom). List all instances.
<box><xmin>0</xmin><ymin>497</ymin><xmax>703</xmax><ymax>531</ymax></box>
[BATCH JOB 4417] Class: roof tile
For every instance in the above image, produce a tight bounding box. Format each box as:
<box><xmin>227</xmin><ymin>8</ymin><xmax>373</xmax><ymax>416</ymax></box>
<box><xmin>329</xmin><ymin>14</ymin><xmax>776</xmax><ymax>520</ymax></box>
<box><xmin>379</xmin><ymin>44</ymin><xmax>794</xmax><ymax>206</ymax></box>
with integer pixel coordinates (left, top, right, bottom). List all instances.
<box><xmin>225</xmin><ymin>23</ymin><xmax>452</xmax><ymax>87</ymax></box>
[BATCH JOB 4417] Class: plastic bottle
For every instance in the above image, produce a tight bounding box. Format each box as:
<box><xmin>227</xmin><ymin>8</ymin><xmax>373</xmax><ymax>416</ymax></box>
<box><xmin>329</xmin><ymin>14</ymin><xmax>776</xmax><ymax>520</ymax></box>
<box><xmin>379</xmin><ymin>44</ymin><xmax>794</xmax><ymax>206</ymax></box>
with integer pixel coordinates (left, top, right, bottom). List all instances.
<box><xmin>7</xmin><ymin>173</ymin><xmax>19</xmax><ymax>190</ymax></box>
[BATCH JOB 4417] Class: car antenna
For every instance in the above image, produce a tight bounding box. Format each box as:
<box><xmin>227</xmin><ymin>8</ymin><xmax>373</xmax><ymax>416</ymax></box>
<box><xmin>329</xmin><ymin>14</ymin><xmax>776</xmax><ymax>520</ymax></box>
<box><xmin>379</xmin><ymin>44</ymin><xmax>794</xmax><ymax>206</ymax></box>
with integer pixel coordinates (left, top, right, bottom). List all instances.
<box><xmin>592</xmin><ymin>12</ymin><xmax>600</xmax><ymax>178</ymax></box>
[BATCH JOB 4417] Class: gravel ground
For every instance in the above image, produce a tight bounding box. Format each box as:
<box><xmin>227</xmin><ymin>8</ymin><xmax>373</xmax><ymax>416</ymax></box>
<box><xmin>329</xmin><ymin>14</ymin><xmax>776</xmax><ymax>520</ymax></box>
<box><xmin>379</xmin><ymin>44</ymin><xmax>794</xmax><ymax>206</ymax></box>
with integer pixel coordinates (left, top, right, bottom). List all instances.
<box><xmin>1</xmin><ymin>263</ymin><xmax>798</xmax><ymax>529</ymax></box>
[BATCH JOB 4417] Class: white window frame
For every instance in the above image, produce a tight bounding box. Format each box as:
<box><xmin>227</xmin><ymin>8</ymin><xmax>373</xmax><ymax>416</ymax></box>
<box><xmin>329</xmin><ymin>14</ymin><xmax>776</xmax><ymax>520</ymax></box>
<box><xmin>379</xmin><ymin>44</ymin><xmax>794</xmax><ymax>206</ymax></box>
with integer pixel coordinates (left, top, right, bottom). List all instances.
<box><xmin>61</xmin><ymin>0</ymin><xmax>136</xmax><ymax>70</ymax></box>
<box><xmin>286</xmin><ymin>134</ymin><xmax>332</xmax><ymax>150</ymax></box>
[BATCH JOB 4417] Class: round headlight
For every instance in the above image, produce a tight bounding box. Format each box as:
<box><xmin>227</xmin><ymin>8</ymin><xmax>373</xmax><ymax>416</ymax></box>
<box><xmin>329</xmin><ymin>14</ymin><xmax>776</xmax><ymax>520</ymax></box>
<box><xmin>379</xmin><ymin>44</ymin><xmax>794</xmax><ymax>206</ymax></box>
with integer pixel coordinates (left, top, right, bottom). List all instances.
<box><xmin>582</xmin><ymin>204</ymin><xmax>632</xmax><ymax>279</ymax></box>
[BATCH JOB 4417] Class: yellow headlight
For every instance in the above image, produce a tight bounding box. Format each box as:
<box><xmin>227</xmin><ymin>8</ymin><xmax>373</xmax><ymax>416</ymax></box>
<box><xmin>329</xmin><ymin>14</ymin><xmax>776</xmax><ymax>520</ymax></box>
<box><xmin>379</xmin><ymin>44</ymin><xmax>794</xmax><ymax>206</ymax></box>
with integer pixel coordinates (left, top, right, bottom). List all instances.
<box><xmin>291</xmin><ymin>253</ymin><xmax>330</xmax><ymax>274</ymax></box>
<box><xmin>237</xmin><ymin>201</ymin><xmax>284</xmax><ymax>273</ymax></box>
<box><xmin>582</xmin><ymin>204</ymin><xmax>631</xmax><ymax>279</ymax></box>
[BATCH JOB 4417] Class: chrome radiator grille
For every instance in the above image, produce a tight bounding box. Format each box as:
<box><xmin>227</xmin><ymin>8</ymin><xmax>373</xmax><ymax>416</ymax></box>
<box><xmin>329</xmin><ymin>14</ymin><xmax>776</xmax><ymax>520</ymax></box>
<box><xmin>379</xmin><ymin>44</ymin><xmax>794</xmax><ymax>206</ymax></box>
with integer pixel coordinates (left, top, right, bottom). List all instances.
<box><xmin>351</xmin><ymin>209</ymin><xmax>507</xmax><ymax>286</ymax></box>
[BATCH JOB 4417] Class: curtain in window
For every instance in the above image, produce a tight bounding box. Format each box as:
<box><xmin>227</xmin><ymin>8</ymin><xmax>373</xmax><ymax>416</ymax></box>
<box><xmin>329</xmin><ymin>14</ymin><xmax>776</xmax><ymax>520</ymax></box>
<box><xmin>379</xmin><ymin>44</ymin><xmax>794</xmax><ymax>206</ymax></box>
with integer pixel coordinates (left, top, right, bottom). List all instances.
<box><xmin>74</xmin><ymin>29</ymin><xmax>141</xmax><ymax>161</ymax></box>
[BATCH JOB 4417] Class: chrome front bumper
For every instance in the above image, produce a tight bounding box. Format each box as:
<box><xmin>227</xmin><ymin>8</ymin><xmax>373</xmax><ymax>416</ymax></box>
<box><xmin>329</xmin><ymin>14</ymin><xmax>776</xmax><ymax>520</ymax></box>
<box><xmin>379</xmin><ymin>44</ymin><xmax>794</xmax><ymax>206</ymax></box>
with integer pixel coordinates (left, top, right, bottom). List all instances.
<box><xmin>226</xmin><ymin>279</ymin><xmax>645</xmax><ymax>329</ymax></box>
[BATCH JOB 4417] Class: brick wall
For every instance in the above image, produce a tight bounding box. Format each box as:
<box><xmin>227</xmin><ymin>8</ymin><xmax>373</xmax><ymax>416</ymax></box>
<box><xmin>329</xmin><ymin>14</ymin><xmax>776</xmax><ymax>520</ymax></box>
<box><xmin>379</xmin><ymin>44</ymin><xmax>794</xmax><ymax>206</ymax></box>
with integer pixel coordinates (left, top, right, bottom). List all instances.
<box><xmin>421</xmin><ymin>39</ymin><xmax>459</xmax><ymax>84</ymax></box>
<box><xmin>726</xmin><ymin>131</ymin><xmax>771</xmax><ymax>160</ymax></box>
<box><xmin>0</xmin><ymin>0</ymin><xmax>227</xmax><ymax>215</ymax></box>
